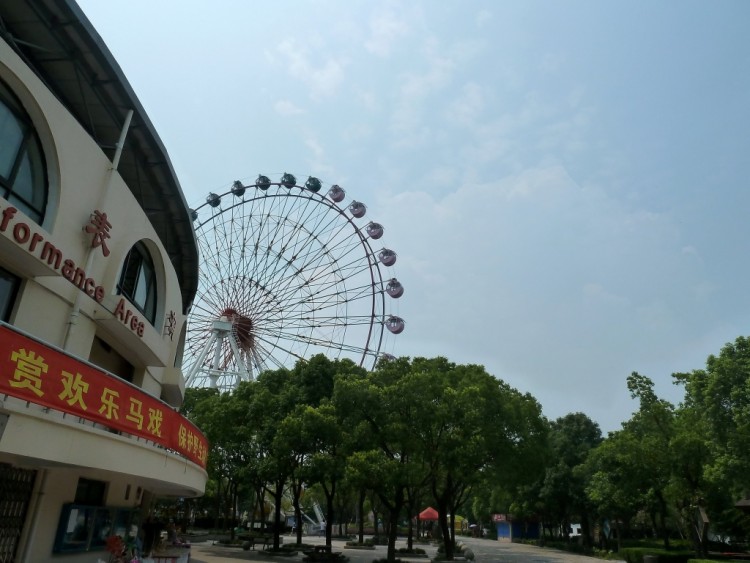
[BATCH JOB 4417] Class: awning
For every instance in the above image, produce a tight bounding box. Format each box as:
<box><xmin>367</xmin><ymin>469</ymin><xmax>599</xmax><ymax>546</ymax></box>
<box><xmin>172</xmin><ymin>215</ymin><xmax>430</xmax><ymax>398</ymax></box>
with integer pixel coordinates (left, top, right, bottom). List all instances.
<box><xmin>419</xmin><ymin>507</ymin><xmax>439</xmax><ymax>521</ymax></box>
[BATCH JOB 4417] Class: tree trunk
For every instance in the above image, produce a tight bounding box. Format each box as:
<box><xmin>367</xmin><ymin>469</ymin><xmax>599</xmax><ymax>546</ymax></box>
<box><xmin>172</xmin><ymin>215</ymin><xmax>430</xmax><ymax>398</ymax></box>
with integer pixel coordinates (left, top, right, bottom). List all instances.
<box><xmin>213</xmin><ymin>479</ymin><xmax>223</xmax><ymax>531</ymax></box>
<box><xmin>384</xmin><ymin>487</ymin><xmax>404</xmax><ymax>562</ymax></box>
<box><xmin>407</xmin><ymin>513</ymin><xmax>414</xmax><ymax>550</ymax></box>
<box><xmin>292</xmin><ymin>482</ymin><xmax>303</xmax><ymax>546</ymax></box>
<box><xmin>230</xmin><ymin>482</ymin><xmax>238</xmax><ymax>541</ymax></box>
<box><xmin>257</xmin><ymin>486</ymin><xmax>267</xmax><ymax>535</ymax></box>
<box><xmin>580</xmin><ymin>509</ymin><xmax>591</xmax><ymax>549</ymax></box>
<box><xmin>386</xmin><ymin>510</ymin><xmax>400</xmax><ymax>561</ymax></box>
<box><xmin>435</xmin><ymin>499</ymin><xmax>453</xmax><ymax>560</ymax></box>
<box><xmin>657</xmin><ymin>493</ymin><xmax>670</xmax><ymax>549</ymax></box>
<box><xmin>272</xmin><ymin>482</ymin><xmax>284</xmax><ymax>550</ymax></box>
<box><xmin>450</xmin><ymin>512</ymin><xmax>455</xmax><ymax>549</ymax></box>
<box><xmin>324</xmin><ymin>481</ymin><xmax>336</xmax><ymax>549</ymax></box>
<box><xmin>615</xmin><ymin>518</ymin><xmax>622</xmax><ymax>552</ymax></box>
<box><xmin>358</xmin><ymin>489</ymin><xmax>366</xmax><ymax>543</ymax></box>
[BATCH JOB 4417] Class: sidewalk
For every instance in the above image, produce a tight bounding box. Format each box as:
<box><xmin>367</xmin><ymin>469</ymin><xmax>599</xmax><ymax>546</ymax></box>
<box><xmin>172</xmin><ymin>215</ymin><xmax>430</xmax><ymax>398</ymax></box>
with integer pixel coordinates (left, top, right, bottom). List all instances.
<box><xmin>187</xmin><ymin>535</ymin><xmax>435</xmax><ymax>563</ymax></box>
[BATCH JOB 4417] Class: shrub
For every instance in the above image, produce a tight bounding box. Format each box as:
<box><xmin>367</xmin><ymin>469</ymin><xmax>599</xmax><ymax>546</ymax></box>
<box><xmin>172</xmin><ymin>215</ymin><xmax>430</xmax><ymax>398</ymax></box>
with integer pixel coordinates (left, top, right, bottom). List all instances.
<box><xmin>618</xmin><ymin>547</ymin><xmax>694</xmax><ymax>563</ymax></box>
<box><xmin>397</xmin><ymin>547</ymin><xmax>426</xmax><ymax>555</ymax></box>
<box><xmin>368</xmin><ymin>536</ymin><xmax>389</xmax><ymax>546</ymax></box>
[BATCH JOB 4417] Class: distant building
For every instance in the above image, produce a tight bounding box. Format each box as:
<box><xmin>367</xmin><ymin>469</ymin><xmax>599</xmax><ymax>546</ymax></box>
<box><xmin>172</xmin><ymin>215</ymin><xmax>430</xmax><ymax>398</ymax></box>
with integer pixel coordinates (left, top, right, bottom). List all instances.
<box><xmin>492</xmin><ymin>514</ymin><xmax>540</xmax><ymax>542</ymax></box>
<box><xmin>0</xmin><ymin>1</ymin><xmax>207</xmax><ymax>561</ymax></box>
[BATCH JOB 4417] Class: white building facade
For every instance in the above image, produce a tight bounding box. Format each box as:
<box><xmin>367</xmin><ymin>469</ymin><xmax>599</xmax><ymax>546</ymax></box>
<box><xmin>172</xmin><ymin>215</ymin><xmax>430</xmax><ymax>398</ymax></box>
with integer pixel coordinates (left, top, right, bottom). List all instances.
<box><xmin>0</xmin><ymin>1</ymin><xmax>207</xmax><ymax>561</ymax></box>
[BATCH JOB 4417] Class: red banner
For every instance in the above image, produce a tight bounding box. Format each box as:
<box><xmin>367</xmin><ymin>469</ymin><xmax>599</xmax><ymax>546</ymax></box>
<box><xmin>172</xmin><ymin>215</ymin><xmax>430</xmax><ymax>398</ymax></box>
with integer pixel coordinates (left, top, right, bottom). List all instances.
<box><xmin>0</xmin><ymin>323</ymin><xmax>207</xmax><ymax>468</ymax></box>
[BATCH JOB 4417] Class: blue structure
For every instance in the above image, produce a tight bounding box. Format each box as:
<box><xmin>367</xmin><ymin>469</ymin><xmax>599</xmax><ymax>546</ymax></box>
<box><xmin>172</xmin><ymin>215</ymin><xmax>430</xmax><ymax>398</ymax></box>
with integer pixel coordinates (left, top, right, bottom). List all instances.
<box><xmin>494</xmin><ymin>516</ymin><xmax>540</xmax><ymax>541</ymax></box>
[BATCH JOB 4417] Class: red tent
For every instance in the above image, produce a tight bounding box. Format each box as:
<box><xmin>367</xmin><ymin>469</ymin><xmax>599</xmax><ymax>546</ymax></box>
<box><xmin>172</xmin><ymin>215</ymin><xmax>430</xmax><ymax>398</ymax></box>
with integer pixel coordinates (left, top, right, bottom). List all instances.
<box><xmin>419</xmin><ymin>507</ymin><xmax>439</xmax><ymax>521</ymax></box>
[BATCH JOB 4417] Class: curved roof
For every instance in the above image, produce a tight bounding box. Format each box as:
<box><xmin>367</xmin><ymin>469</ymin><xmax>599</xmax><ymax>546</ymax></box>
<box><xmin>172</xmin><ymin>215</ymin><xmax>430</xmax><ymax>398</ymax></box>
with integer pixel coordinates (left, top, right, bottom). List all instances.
<box><xmin>0</xmin><ymin>0</ymin><xmax>198</xmax><ymax>314</ymax></box>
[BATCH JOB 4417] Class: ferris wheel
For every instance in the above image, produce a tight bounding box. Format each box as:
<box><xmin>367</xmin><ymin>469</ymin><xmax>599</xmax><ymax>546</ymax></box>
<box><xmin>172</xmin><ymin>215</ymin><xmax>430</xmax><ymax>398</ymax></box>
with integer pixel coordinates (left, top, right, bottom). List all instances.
<box><xmin>183</xmin><ymin>173</ymin><xmax>405</xmax><ymax>391</ymax></box>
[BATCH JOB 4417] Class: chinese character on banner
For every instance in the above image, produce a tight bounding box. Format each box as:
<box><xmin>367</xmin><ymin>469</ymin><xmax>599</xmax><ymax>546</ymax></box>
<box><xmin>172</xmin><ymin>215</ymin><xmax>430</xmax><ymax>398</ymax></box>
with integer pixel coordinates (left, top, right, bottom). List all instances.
<box><xmin>178</xmin><ymin>425</ymin><xmax>188</xmax><ymax>448</ymax></box>
<box><xmin>147</xmin><ymin>408</ymin><xmax>163</xmax><ymax>437</ymax></box>
<box><xmin>126</xmin><ymin>397</ymin><xmax>144</xmax><ymax>430</ymax></box>
<box><xmin>84</xmin><ymin>210</ymin><xmax>112</xmax><ymax>257</ymax></box>
<box><xmin>10</xmin><ymin>348</ymin><xmax>47</xmax><ymax>397</ymax></box>
<box><xmin>59</xmin><ymin>370</ymin><xmax>89</xmax><ymax>409</ymax></box>
<box><xmin>99</xmin><ymin>388</ymin><xmax>120</xmax><ymax>420</ymax></box>
<box><xmin>163</xmin><ymin>311</ymin><xmax>176</xmax><ymax>340</ymax></box>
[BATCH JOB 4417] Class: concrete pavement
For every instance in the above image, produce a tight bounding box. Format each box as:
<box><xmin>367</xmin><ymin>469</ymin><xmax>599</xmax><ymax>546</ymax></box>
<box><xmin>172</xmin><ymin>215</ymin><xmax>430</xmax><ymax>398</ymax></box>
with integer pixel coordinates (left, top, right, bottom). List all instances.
<box><xmin>185</xmin><ymin>534</ymin><xmax>609</xmax><ymax>563</ymax></box>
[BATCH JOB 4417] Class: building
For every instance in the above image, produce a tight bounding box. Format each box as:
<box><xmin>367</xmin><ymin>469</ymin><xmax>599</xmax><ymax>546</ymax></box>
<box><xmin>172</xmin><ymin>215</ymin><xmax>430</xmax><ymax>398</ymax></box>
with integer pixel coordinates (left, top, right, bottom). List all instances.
<box><xmin>0</xmin><ymin>1</ymin><xmax>207</xmax><ymax>561</ymax></box>
<box><xmin>493</xmin><ymin>513</ymin><xmax>540</xmax><ymax>542</ymax></box>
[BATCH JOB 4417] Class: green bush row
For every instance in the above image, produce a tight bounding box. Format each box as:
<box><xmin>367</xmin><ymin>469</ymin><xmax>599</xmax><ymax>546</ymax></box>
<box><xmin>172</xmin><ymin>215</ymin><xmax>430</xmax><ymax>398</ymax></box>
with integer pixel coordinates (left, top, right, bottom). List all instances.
<box><xmin>618</xmin><ymin>547</ymin><xmax>695</xmax><ymax>563</ymax></box>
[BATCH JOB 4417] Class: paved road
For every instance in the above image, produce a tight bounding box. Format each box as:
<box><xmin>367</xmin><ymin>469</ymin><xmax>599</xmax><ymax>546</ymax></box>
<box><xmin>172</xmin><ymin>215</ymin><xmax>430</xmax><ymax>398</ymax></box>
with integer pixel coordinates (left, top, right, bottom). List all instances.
<box><xmin>186</xmin><ymin>534</ymin><xmax>611</xmax><ymax>563</ymax></box>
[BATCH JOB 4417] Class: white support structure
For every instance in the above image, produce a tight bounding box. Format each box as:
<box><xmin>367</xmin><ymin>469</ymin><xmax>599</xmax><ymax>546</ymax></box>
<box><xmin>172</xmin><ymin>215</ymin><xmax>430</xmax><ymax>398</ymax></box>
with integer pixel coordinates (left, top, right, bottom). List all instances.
<box><xmin>184</xmin><ymin>317</ymin><xmax>254</xmax><ymax>390</ymax></box>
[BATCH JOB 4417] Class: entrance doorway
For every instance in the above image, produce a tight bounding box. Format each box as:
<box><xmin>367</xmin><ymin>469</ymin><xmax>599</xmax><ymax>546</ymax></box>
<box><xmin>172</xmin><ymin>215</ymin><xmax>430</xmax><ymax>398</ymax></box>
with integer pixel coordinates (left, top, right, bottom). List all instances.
<box><xmin>0</xmin><ymin>464</ymin><xmax>37</xmax><ymax>562</ymax></box>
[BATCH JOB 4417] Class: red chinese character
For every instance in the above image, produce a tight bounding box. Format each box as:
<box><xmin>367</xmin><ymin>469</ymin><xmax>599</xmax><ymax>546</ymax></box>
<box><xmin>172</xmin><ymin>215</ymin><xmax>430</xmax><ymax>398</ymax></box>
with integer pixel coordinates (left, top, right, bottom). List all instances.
<box><xmin>84</xmin><ymin>210</ymin><xmax>112</xmax><ymax>257</ymax></box>
<box><xmin>164</xmin><ymin>311</ymin><xmax>176</xmax><ymax>340</ymax></box>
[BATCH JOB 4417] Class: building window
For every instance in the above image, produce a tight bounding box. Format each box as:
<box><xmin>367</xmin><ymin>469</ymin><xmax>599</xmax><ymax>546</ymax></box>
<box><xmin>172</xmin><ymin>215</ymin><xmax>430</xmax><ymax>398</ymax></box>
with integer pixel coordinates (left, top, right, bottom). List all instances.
<box><xmin>118</xmin><ymin>242</ymin><xmax>157</xmax><ymax>324</ymax></box>
<box><xmin>90</xmin><ymin>336</ymin><xmax>134</xmax><ymax>383</ymax></box>
<box><xmin>0</xmin><ymin>266</ymin><xmax>20</xmax><ymax>322</ymax></box>
<box><xmin>74</xmin><ymin>478</ymin><xmax>106</xmax><ymax>506</ymax></box>
<box><xmin>0</xmin><ymin>79</ymin><xmax>47</xmax><ymax>224</ymax></box>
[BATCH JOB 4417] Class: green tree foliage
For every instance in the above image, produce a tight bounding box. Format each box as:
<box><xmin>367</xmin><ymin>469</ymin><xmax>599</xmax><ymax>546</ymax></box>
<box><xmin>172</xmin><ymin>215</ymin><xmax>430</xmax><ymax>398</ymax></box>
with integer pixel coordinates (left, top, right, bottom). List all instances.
<box><xmin>335</xmin><ymin>357</ymin><xmax>424</xmax><ymax>561</ymax></box>
<box><xmin>674</xmin><ymin>337</ymin><xmax>750</xmax><ymax>494</ymax></box>
<box><xmin>336</xmin><ymin>356</ymin><xmax>546</xmax><ymax>561</ymax></box>
<box><xmin>624</xmin><ymin>372</ymin><xmax>675</xmax><ymax>549</ymax></box>
<box><xmin>180</xmin><ymin>339</ymin><xmax>750</xmax><ymax>558</ymax></box>
<box><xmin>674</xmin><ymin>336</ymin><xmax>750</xmax><ymax>543</ymax></box>
<box><xmin>539</xmin><ymin>413</ymin><xmax>601</xmax><ymax>545</ymax></box>
<box><xmin>585</xmin><ymin>428</ymin><xmax>644</xmax><ymax>551</ymax></box>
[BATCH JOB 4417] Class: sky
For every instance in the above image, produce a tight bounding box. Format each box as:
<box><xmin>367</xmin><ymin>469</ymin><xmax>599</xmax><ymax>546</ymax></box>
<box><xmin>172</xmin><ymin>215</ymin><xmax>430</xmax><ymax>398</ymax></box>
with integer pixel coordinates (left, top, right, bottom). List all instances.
<box><xmin>76</xmin><ymin>0</ymin><xmax>750</xmax><ymax>434</ymax></box>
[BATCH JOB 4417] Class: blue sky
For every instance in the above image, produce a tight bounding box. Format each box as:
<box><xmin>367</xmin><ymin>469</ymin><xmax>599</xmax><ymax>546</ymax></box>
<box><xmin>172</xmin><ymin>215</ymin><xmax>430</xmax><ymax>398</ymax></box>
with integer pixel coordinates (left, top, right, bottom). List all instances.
<box><xmin>77</xmin><ymin>0</ymin><xmax>750</xmax><ymax>433</ymax></box>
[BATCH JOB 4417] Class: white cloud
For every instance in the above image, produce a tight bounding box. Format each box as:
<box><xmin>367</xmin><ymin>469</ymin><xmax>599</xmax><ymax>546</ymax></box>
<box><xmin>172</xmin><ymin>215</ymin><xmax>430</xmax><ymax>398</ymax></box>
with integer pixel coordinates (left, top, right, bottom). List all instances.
<box><xmin>303</xmin><ymin>134</ymin><xmax>337</xmax><ymax>179</ymax></box>
<box><xmin>276</xmin><ymin>39</ymin><xmax>347</xmax><ymax>100</ymax></box>
<box><xmin>376</xmin><ymin>164</ymin><xmax>706</xmax><ymax>431</ymax></box>
<box><xmin>445</xmin><ymin>82</ymin><xmax>484</xmax><ymax>126</ymax></box>
<box><xmin>399</xmin><ymin>51</ymin><xmax>454</xmax><ymax>101</ymax></box>
<box><xmin>365</xmin><ymin>11</ymin><xmax>409</xmax><ymax>57</ymax></box>
<box><xmin>388</xmin><ymin>39</ymin><xmax>456</xmax><ymax>142</ymax></box>
<box><xmin>476</xmin><ymin>9</ymin><xmax>492</xmax><ymax>28</ymax></box>
<box><xmin>273</xmin><ymin>99</ymin><xmax>305</xmax><ymax>116</ymax></box>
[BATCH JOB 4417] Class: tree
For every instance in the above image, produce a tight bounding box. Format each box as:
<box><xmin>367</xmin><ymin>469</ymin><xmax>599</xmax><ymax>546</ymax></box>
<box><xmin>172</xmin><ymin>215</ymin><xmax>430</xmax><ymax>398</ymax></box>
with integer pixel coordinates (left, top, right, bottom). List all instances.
<box><xmin>585</xmin><ymin>429</ymin><xmax>643</xmax><ymax>551</ymax></box>
<box><xmin>335</xmin><ymin>357</ymin><xmax>428</xmax><ymax>561</ymax></box>
<box><xmin>585</xmin><ymin>373</ymin><xmax>682</xmax><ymax>551</ymax></box>
<box><xmin>625</xmin><ymin>372</ymin><xmax>675</xmax><ymax>549</ymax></box>
<box><xmin>674</xmin><ymin>336</ymin><xmax>750</xmax><ymax>545</ymax></box>
<box><xmin>539</xmin><ymin>413</ymin><xmax>602</xmax><ymax>546</ymax></box>
<box><xmin>297</xmin><ymin>402</ymin><xmax>346</xmax><ymax>549</ymax></box>
<box><xmin>412</xmin><ymin>359</ymin><xmax>547</xmax><ymax>559</ymax></box>
<box><xmin>339</xmin><ymin>356</ymin><xmax>547</xmax><ymax>560</ymax></box>
<box><xmin>181</xmin><ymin>387</ymin><xmax>248</xmax><ymax>535</ymax></box>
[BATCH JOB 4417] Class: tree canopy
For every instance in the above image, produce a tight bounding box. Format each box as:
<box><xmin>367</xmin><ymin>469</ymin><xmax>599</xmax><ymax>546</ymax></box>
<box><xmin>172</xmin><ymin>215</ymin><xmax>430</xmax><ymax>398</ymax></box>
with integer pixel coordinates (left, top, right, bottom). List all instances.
<box><xmin>174</xmin><ymin>337</ymin><xmax>750</xmax><ymax>560</ymax></box>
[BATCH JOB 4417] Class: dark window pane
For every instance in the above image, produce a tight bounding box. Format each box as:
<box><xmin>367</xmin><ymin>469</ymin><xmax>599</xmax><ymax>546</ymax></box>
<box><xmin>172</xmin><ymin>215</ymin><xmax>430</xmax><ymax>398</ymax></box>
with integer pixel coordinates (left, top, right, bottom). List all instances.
<box><xmin>118</xmin><ymin>242</ymin><xmax>157</xmax><ymax>324</ymax></box>
<box><xmin>0</xmin><ymin>267</ymin><xmax>20</xmax><ymax>322</ymax></box>
<box><xmin>74</xmin><ymin>478</ymin><xmax>106</xmax><ymax>506</ymax></box>
<box><xmin>0</xmin><ymin>80</ymin><xmax>47</xmax><ymax>223</ymax></box>
<box><xmin>0</xmin><ymin>104</ymin><xmax>23</xmax><ymax>179</ymax></box>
